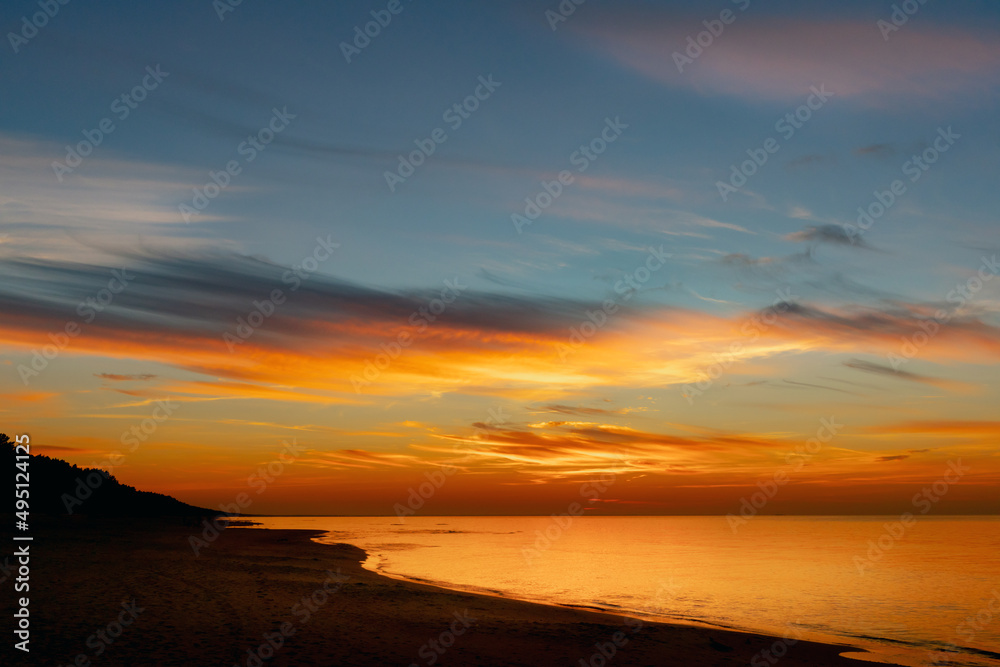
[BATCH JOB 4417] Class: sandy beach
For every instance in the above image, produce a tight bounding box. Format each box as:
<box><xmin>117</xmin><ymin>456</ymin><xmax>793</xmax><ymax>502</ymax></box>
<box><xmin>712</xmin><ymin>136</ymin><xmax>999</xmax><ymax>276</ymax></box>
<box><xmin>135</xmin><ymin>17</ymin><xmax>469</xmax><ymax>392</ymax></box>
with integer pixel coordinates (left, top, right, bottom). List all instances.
<box><xmin>1</xmin><ymin>519</ymin><xmax>894</xmax><ymax>666</ymax></box>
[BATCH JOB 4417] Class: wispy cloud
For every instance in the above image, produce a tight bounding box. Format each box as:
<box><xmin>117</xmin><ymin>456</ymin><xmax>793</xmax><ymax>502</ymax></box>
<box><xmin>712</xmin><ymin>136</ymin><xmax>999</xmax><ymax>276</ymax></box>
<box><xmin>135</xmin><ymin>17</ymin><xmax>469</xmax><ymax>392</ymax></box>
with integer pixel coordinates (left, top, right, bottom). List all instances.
<box><xmin>547</xmin><ymin>196</ymin><xmax>755</xmax><ymax>236</ymax></box>
<box><xmin>0</xmin><ymin>134</ymin><xmax>240</xmax><ymax>263</ymax></box>
<box><xmin>427</xmin><ymin>419</ymin><xmax>792</xmax><ymax>478</ymax></box>
<box><xmin>539</xmin><ymin>404</ymin><xmax>627</xmax><ymax>416</ymax></box>
<box><xmin>854</xmin><ymin>143</ymin><xmax>896</xmax><ymax>158</ymax></box>
<box><xmin>95</xmin><ymin>373</ymin><xmax>158</xmax><ymax>382</ymax></box>
<box><xmin>843</xmin><ymin>359</ymin><xmax>967</xmax><ymax>390</ymax></box>
<box><xmin>784</xmin><ymin>225</ymin><xmax>875</xmax><ymax>249</ymax></box>
<box><xmin>862</xmin><ymin>420</ymin><xmax>1000</xmax><ymax>436</ymax></box>
<box><xmin>2</xmin><ymin>250</ymin><xmax>997</xmax><ymax>403</ymax></box>
<box><xmin>577</xmin><ymin>17</ymin><xmax>1000</xmax><ymax>105</ymax></box>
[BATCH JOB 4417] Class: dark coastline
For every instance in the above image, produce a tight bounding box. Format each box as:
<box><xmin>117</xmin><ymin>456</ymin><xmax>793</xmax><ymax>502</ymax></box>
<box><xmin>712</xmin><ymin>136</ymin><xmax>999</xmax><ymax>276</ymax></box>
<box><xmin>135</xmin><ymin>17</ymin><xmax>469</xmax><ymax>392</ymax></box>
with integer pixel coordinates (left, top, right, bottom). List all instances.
<box><xmin>0</xmin><ymin>519</ymin><xmax>900</xmax><ymax>666</ymax></box>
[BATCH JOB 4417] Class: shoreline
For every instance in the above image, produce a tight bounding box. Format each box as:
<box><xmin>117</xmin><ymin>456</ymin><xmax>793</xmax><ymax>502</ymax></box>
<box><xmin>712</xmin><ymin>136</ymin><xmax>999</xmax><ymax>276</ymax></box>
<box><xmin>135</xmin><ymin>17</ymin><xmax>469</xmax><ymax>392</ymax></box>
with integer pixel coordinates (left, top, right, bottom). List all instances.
<box><xmin>5</xmin><ymin>519</ymin><xmax>905</xmax><ymax>666</ymax></box>
<box><xmin>337</xmin><ymin>532</ymin><xmax>918</xmax><ymax>667</ymax></box>
<box><xmin>361</xmin><ymin>548</ymin><xmax>754</xmax><ymax>632</ymax></box>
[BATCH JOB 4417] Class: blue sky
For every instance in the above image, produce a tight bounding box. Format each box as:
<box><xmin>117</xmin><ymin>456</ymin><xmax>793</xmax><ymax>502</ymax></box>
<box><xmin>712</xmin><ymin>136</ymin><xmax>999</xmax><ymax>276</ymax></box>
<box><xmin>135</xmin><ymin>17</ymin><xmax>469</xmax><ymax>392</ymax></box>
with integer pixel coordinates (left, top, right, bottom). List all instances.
<box><xmin>1</xmin><ymin>0</ymin><xmax>999</xmax><ymax>513</ymax></box>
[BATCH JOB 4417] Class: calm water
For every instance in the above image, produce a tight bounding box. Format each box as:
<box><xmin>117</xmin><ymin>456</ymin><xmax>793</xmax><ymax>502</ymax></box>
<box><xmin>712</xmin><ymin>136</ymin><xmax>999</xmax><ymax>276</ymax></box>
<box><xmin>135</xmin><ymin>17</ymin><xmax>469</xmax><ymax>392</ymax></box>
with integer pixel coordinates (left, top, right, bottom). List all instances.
<box><xmin>247</xmin><ymin>516</ymin><xmax>1000</xmax><ymax>667</ymax></box>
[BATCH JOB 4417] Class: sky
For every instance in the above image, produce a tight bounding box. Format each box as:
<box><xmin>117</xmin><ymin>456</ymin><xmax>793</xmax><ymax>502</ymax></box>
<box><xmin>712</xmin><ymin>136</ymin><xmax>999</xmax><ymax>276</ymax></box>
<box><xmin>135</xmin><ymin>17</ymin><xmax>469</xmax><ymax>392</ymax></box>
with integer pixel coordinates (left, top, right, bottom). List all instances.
<box><xmin>1</xmin><ymin>0</ymin><xmax>998</xmax><ymax>515</ymax></box>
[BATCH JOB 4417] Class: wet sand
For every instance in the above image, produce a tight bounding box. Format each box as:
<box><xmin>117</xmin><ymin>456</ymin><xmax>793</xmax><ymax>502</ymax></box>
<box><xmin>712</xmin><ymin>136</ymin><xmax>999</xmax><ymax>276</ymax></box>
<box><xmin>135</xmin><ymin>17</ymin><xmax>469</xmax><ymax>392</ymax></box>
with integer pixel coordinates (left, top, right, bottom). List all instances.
<box><xmin>3</xmin><ymin>519</ymin><xmax>896</xmax><ymax>666</ymax></box>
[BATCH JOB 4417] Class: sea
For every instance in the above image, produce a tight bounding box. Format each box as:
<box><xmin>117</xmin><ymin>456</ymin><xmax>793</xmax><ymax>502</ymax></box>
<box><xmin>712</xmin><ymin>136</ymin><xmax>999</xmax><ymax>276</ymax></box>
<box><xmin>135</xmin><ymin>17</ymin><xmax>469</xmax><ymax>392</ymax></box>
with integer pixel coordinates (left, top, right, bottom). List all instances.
<box><xmin>246</xmin><ymin>515</ymin><xmax>1000</xmax><ymax>667</ymax></box>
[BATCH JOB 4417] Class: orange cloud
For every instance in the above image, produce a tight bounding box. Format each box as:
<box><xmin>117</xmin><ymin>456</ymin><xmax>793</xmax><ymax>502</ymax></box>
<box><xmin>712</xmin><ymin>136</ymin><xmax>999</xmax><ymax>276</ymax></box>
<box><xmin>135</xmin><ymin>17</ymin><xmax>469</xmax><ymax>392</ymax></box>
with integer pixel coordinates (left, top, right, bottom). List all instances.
<box><xmin>862</xmin><ymin>420</ymin><xmax>1000</xmax><ymax>436</ymax></box>
<box><xmin>0</xmin><ymin>391</ymin><xmax>57</xmax><ymax>403</ymax></box>
<box><xmin>2</xmin><ymin>263</ymin><xmax>998</xmax><ymax>406</ymax></box>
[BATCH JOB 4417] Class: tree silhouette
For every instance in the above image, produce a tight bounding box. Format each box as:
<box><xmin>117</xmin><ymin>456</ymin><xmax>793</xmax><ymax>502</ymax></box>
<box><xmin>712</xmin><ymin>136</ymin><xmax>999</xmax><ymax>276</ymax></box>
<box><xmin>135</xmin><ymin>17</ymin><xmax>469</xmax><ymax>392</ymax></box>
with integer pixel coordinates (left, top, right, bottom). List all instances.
<box><xmin>3</xmin><ymin>432</ymin><xmax>218</xmax><ymax>517</ymax></box>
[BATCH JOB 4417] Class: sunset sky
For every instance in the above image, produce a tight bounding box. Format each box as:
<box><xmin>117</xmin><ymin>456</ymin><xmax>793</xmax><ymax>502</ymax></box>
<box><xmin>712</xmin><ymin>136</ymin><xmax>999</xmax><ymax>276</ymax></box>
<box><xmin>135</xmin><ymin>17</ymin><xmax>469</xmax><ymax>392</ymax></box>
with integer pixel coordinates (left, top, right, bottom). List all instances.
<box><xmin>1</xmin><ymin>0</ymin><xmax>998</xmax><ymax>515</ymax></box>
